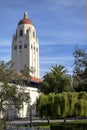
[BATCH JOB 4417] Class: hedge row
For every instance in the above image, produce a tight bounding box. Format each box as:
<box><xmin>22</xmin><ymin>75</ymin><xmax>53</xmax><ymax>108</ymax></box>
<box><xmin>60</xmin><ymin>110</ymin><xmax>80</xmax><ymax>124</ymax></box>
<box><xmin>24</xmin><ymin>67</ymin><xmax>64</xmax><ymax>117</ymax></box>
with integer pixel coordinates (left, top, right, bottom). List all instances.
<box><xmin>50</xmin><ymin>122</ymin><xmax>87</xmax><ymax>130</ymax></box>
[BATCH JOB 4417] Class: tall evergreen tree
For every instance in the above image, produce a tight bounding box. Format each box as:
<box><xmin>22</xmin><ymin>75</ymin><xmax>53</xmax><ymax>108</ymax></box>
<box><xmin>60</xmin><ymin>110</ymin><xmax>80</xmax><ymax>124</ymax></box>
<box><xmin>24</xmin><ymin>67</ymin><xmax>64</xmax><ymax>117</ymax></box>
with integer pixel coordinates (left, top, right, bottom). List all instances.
<box><xmin>73</xmin><ymin>48</ymin><xmax>87</xmax><ymax>91</ymax></box>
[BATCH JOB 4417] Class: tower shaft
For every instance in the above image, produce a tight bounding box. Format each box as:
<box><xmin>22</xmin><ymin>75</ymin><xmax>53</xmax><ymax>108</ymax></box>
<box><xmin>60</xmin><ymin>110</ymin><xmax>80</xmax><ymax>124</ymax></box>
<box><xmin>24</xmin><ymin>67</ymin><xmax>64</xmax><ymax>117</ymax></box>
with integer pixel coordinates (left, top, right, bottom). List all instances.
<box><xmin>12</xmin><ymin>13</ymin><xmax>39</xmax><ymax>78</ymax></box>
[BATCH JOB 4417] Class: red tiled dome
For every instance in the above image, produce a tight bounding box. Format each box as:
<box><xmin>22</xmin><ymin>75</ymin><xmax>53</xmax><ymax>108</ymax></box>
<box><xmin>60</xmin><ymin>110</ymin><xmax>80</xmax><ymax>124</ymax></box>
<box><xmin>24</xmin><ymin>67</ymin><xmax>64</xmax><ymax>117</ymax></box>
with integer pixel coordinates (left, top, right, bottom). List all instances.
<box><xmin>18</xmin><ymin>18</ymin><xmax>33</xmax><ymax>25</ymax></box>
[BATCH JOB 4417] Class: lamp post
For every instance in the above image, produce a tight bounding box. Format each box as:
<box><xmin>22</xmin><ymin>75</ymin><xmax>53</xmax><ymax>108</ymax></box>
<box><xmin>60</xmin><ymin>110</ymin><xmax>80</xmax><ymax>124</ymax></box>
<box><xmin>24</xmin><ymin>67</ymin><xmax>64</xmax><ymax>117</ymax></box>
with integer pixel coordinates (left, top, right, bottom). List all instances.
<box><xmin>30</xmin><ymin>105</ymin><xmax>33</xmax><ymax>128</ymax></box>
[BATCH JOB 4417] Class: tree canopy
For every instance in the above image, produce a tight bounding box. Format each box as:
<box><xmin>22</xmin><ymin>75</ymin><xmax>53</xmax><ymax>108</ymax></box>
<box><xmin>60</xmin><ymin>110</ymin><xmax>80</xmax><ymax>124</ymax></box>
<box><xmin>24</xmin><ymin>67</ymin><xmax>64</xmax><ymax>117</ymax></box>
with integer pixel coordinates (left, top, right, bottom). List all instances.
<box><xmin>73</xmin><ymin>48</ymin><xmax>87</xmax><ymax>92</ymax></box>
<box><xmin>36</xmin><ymin>92</ymin><xmax>87</xmax><ymax>122</ymax></box>
<box><xmin>38</xmin><ymin>65</ymin><xmax>73</xmax><ymax>94</ymax></box>
<box><xmin>0</xmin><ymin>60</ymin><xmax>30</xmax><ymax>116</ymax></box>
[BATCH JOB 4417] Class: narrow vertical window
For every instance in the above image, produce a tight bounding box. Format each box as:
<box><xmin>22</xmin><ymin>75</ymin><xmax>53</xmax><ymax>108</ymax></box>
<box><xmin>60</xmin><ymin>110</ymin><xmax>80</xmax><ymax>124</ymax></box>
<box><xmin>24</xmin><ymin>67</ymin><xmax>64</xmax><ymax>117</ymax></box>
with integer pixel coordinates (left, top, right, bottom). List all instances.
<box><xmin>19</xmin><ymin>45</ymin><xmax>22</xmax><ymax>49</ymax></box>
<box><xmin>24</xmin><ymin>44</ymin><xmax>27</xmax><ymax>48</ymax></box>
<box><xmin>34</xmin><ymin>46</ymin><xmax>35</xmax><ymax>51</ymax></box>
<box><xmin>31</xmin><ymin>45</ymin><xmax>33</xmax><ymax>49</ymax></box>
<box><xmin>14</xmin><ymin>45</ymin><xmax>17</xmax><ymax>50</ymax></box>
<box><xmin>33</xmin><ymin>31</ymin><xmax>35</xmax><ymax>38</ymax></box>
<box><xmin>19</xmin><ymin>30</ymin><xmax>23</xmax><ymax>36</ymax></box>
<box><xmin>36</xmin><ymin>48</ymin><xmax>38</xmax><ymax>52</ymax></box>
<box><xmin>26</xmin><ymin>30</ymin><xmax>29</xmax><ymax>34</ymax></box>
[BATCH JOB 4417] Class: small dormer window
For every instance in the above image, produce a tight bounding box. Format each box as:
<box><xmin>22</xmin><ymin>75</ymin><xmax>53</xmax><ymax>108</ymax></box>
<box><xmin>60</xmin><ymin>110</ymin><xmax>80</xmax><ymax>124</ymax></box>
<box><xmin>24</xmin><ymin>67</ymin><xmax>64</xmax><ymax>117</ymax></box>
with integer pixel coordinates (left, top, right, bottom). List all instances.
<box><xmin>19</xmin><ymin>30</ymin><xmax>23</xmax><ymax>36</ymax></box>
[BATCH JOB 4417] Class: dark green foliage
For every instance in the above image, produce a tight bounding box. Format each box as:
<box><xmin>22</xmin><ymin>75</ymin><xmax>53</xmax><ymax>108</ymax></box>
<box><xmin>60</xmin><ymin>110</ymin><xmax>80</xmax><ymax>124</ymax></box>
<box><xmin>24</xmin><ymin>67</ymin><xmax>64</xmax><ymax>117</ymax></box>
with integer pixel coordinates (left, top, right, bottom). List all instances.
<box><xmin>50</xmin><ymin>121</ymin><xmax>87</xmax><ymax>130</ymax></box>
<box><xmin>50</xmin><ymin>123</ymin><xmax>87</xmax><ymax>130</ymax></box>
<box><xmin>36</xmin><ymin>92</ymin><xmax>87</xmax><ymax>122</ymax></box>
<box><xmin>0</xmin><ymin>60</ymin><xmax>30</xmax><ymax>129</ymax></box>
<box><xmin>38</xmin><ymin>65</ymin><xmax>73</xmax><ymax>94</ymax></box>
<box><xmin>73</xmin><ymin>48</ymin><xmax>87</xmax><ymax>92</ymax></box>
<box><xmin>0</xmin><ymin>60</ymin><xmax>30</xmax><ymax>113</ymax></box>
<box><xmin>74</xmin><ymin>81</ymin><xmax>87</xmax><ymax>92</ymax></box>
<box><xmin>1</xmin><ymin>120</ymin><xmax>6</xmax><ymax>130</ymax></box>
<box><xmin>38</xmin><ymin>81</ymin><xmax>50</xmax><ymax>94</ymax></box>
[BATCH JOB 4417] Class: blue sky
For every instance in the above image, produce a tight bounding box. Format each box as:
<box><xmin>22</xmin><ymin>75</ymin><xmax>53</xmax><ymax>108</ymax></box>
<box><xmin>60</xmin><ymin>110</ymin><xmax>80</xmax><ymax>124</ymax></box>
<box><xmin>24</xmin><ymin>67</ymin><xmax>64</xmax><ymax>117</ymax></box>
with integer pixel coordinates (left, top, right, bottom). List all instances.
<box><xmin>0</xmin><ymin>0</ymin><xmax>86</xmax><ymax>78</ymax></box>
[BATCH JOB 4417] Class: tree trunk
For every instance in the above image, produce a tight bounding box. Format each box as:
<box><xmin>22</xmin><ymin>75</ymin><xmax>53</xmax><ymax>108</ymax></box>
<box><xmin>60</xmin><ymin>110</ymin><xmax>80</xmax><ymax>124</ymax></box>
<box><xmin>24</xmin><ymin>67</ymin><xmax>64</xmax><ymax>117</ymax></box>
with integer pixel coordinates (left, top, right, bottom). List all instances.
<box><xmin>64</xmin><ymin>117</ymin><xmax>66</xmax><ymax>123</ymax></box>
<box><xmin>75</xmin><ymin>116</ymin><xmax>77</xmax><ymax>120</ymax></box>
<box><xmin>47</xmin><ymin>116</ymin><xmax>50</xmax><ymax>124</ymax></box>
<box><xmin>0</xmin><ymin>112</ymin><xmax>2</xmax><ymax>130</ymax></box>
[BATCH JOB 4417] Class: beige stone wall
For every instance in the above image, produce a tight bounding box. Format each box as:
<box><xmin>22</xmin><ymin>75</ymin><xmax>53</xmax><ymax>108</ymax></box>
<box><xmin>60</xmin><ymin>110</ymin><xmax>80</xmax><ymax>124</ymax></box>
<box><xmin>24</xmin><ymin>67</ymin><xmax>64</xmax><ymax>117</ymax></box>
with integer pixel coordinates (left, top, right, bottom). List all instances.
<box><xmin>12</xmin><ymin>16</ymin><xmax>39</xmax><ymax>78</ymax></box>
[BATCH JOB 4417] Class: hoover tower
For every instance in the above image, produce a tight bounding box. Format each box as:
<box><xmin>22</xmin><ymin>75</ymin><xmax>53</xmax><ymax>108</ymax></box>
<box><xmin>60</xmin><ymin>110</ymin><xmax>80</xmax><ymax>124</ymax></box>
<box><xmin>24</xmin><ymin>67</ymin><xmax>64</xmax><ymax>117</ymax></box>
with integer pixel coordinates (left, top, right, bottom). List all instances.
<box><xmin>12</xmin><ymin>12</ymin><xmax>39</xmax><ymax>78</ymax></box>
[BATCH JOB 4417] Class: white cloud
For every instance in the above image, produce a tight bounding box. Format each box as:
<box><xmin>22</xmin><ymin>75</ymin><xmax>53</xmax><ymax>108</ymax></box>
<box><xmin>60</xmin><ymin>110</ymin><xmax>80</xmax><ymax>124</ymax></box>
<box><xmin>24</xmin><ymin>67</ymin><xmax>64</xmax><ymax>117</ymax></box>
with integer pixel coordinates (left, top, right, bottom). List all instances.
<box><xmin>40</xmin><ymin>39</ymin><xmax>86</xmax><ymax>46</ymax></box>
<box><xmin>50</xmin><ymin>0</ymin><xmax>85</xmax><ymax>7</ymax></box>
<box><xmin>0</xmin><ymin>39</ymin><xmax>11</xmax><ymax>47</ymax></box>
<box><xmin>39</xmin><ymin>30</ymin><xmax>86</xmax><ymax>45</ymax></box>
<box><xmin>40</xmin><ymin>56</ymin><xmax>73</xmax><ymax>64</ymax></box>
<box><xmin>0</xmin><ymin>49</ymin><xmax>11</xmax><ymax>53</ymax></box>
<box><xmin>40</xmin><ymin>55</ymin><xmax>74</xmax><ymax>77</ymax></box>
<box><xmin>40</xmin><ymin>61</ymin><xmax>74</xmax><ymax>77</ymax></box>
<box><xmin>0</xmin><ymin>39</ymin><xmax>11</xmax><ymax>61</ymax></box>
<box><xmin>0</xmin><ymin>55</ymin><xmax>11</xmax><ymax>62</ymax></box>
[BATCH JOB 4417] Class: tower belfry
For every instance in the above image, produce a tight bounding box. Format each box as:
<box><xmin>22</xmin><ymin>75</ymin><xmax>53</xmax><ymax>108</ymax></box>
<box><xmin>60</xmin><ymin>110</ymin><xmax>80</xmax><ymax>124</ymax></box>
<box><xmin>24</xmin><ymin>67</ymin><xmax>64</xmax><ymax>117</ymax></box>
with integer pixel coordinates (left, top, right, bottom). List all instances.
<box><xmin>24</xmin><ymin>12</ymin><xmax>28</xmax><ymax>19</ymax></box>
<box><xmin>12</xmin><ymin>12</ymin><xmax>39</xmax><ymax>78</ymax></box>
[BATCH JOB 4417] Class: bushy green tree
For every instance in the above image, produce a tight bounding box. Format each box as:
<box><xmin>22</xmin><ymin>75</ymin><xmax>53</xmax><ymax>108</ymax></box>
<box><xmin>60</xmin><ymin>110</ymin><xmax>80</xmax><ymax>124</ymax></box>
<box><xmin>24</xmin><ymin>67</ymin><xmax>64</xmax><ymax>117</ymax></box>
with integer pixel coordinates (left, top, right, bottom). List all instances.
<box><xmin>36</xmin><ymin>94</ymin><xmax>48</xmax><ymax>118</ymax></box>
<box><xmin>36</xmin><ymin>92</ymin><xmax>87</xmax><ymax>123</ymax></box>
<box><xmin>0</xmin><ymin>61</ymin><xmax>30</xmax><ymax>129</ymax></box>
<box><xmin>38</xmin><ymin>65</ymin><xmax>72</xmax><ymax>94</ymax></box>
<box><xmin>73</xmin><ymin>48</ymin><xmax>87</xmax><ymax>92</ymax></box>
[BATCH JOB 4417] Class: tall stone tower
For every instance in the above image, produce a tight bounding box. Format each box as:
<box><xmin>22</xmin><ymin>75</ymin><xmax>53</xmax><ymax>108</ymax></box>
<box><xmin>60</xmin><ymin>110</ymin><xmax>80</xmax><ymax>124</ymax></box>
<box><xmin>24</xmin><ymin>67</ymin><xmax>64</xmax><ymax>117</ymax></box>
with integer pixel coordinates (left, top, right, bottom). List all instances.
<box><xmin>12</xmin><ymin>12</ymin><xmax>39</xmax><ymax>78</ymax></box>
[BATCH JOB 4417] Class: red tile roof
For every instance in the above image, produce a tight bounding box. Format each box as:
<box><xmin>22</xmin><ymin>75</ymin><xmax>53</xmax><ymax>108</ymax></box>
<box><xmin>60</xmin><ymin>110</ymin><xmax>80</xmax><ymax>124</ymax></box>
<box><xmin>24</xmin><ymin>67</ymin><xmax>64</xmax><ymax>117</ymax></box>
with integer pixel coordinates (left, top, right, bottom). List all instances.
<box><xmin>18</xmin><ymin>18</ymin><xmax>33</xmax><ymax>25</ymax></box>
<box><xmin>31</xmin><ymin>77</ymin><xmax>43</xmax><ymax>83</ymax></box>
<box><xmin>14</xmin><ymin>72</ymin><xmax>42</xmax><ymax>83</ymax></box>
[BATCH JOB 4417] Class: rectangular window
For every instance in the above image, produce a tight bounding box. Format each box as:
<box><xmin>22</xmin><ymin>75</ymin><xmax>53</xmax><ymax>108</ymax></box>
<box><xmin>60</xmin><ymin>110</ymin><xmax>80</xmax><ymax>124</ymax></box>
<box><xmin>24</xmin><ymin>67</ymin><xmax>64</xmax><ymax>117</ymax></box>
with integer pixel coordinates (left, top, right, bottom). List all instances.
<box><xmin>34</xmin><ymin>46</ymin><xmax>35</xmax><ymax>50</ymax></box>
<box><xmin>24</xmin><ymin>44</ymin><xmax>27</xmax><ymax>48</ymax></box>
<box><xmin>36</xmin><ymin>48</ymin><xmax>38</xmax><ymax>52</ymax></box>
<box><xmin>26</xmin><ymin>30</ymin><xmax>29</xmax><ymax>34</ymax></box>
<box><xmin>33</xmin><ymin>31</ymin><xmax>35</xmax><ymax>38</ymax></box>
<box><xmin>19</xmin><ymin>45</ymin><xmax>22</xmax><ymax>49</ymax></box>
<box><xmin>14</xmin><ymin>45</ymin><xmax>17</xmax><ymax>50</ymax></box>
<box><xmin>31</xmin><ymin>45</ymin><xmax>33</xmax><ymax>49</ymax></box>
<box><xmin>19</xmin><ymin>30</ymin><xmax>23</xmax><ymax>36</ymax></box>
<box><xmin>19</xmin><ymin>40</ymin><xmax>22</xmax><ymax>43</ymax></box>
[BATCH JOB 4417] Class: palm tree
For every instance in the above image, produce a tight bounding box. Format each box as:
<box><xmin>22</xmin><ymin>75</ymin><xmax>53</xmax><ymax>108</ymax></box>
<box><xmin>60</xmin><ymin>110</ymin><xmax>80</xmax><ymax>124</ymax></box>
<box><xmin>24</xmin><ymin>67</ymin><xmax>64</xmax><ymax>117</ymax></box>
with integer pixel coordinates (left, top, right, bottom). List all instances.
<box><xmin>50</xmin><ymin>65</ymin><xmax>67</xmax><ymax>77</ymax></box>
<box><xmin>38</xmin><ymin>65</ymin><xmax>72</xmax><ymax>94</ymax></box>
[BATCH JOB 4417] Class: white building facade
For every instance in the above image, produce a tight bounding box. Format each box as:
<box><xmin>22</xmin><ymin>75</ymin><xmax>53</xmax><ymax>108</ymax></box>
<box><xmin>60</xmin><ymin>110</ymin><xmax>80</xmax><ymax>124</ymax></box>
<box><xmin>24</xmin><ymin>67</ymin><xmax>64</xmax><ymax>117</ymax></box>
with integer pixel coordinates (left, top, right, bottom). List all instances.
<box><xmin>5</xmin><ymin>12</ymin><xmax>42</xmax><ymax>119</ymax></box>
<box><xmin>12</xmin><ymin>12</ymin><xmax>39</xmax><ymax>78</ymax></box>
<box><xmin>4</xmin><ymin>85</ymin><xmax>39</xmax><ymax>119</ymax></box>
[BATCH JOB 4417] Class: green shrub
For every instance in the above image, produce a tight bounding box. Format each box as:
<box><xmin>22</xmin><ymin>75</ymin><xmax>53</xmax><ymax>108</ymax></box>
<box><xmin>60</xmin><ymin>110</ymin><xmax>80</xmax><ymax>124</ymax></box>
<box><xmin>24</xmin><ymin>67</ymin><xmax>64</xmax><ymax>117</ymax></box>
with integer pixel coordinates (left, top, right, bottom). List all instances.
<box><xmin>50</xmin><ymin>122</ymin><xmax>87</xmax><ymax>130</ymax></box>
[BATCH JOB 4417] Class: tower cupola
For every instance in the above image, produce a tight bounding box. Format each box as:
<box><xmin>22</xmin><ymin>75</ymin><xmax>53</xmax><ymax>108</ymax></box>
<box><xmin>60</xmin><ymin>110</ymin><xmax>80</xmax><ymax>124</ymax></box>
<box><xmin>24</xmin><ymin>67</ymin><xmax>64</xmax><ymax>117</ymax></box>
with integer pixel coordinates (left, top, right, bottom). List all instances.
<box><xmin>18</xmin><ymin>12</ymin><xmax>33</xmax><ymax>25</ymax></box>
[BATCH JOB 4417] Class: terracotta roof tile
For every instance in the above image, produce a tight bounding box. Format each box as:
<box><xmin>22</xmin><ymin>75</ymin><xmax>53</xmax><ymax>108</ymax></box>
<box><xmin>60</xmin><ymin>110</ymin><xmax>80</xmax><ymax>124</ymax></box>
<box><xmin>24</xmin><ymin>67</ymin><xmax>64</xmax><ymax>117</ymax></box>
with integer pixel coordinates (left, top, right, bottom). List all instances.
<box><xmin>18</xmin><ymin>18</ymin><xmax>32</xmax><ymax>25</ymax></box>
<box><xmin>31</xmin><ymin>77</ymin><xmax>43</xmax><ymax>83</ymax></box>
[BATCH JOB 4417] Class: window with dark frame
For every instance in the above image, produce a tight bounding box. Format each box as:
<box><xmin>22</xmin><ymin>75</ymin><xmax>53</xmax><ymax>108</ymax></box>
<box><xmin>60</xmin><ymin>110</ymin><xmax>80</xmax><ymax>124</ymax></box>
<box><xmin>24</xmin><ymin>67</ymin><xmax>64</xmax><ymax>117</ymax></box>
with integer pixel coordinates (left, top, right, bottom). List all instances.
<box><xmin>19</xmin><ymin>30</ymin><xmax>23</xmax><ymax>36</ymax></box>
<box><xmin>34</xmin><ymin>46</ymin><xmax>35</xmax><ymax>50</ymax></box>
<box><xmin>36</xmin><ymin>48</ymin><xmax>38</xmax><ymax>52</ymax></box>
<box><xmin>31</xmin><ymin>45</ymin><xmax>33</xmax><ymax>49</ymax></box>
<box><xmin>24</xmin><ymin>44</ymin><xmax>27</xmax><ymax>48</ymax></box>
<box><xmin>19</xmin><ymin>40</ymin><xmax>22</xmax><ymax>43</ymax></box>
<box><xmin>33</xmin><ymin>31</ymin><xmax>35</xmax><ymax>38</ymax></box>
<box><xmin>26</xmin><ymin>30</ymin><xmax>29</xmax><ymax>34</ymax></box>
<box><xmin>19</xmin><ymin>45</ymin><xmax>22</xmax><ymax>49</ymax></box>
<box><xmin>14</xmin><ymin>45</ymin><xmax>17</xmax><ymax>50</ymax></box>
